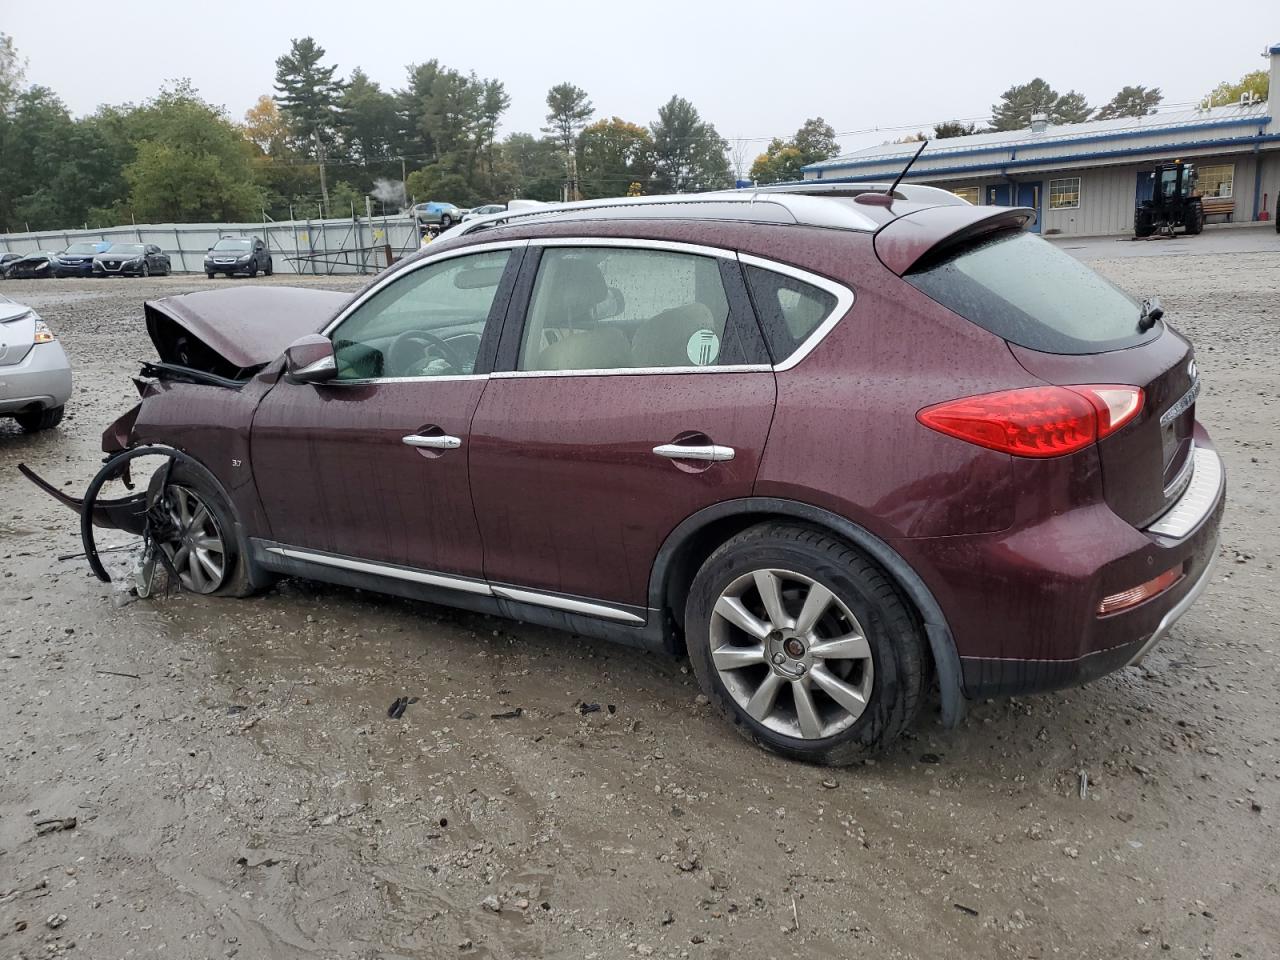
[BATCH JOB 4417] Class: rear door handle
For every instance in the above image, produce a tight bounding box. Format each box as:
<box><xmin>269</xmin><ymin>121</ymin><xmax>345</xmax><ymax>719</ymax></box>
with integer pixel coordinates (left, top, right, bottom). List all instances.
<box><xmin>653</xmin><ymin>443</ymin><xmax>735</xmax><ymax>462</ymax></box>
<box><xmin>402</xmin><ymin>434</ymin><xmax>462</xmax><ymax>450</ymax></box>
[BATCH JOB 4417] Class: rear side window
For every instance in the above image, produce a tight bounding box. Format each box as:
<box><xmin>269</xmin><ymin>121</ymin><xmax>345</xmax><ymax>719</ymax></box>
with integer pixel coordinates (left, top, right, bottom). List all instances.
<box><xmin>743</xmin><ymin>265</ymin><xmax>840</xmax><ymax>364</ymax></box>
<box><xmin>904</xmin><ymin>230</ymin><xmax>1155</xmax><ymax>354</ymax></box>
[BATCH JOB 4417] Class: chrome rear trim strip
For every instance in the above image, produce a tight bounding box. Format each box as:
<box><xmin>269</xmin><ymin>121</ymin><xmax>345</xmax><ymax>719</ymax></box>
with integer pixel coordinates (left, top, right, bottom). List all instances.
<box><xmin>1145</xmin><ymin>447</ymin><xmax>1223</xmax><ymax>539</ymax></box>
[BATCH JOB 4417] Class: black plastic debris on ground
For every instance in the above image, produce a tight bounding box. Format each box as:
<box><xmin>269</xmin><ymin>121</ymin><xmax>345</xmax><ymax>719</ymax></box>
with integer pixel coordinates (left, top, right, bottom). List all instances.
<box><xmin>34</xmin><ymin>816</ymin><xmax>76</xmax><ymax>836</ymax></box>
<box><xmin>490</xmin><ymin>707</ymin><xmax>523</xmax><ymax>720</ymax></box>
<box><xmin>387</xmin><ymin>696</ymin><xmax>420</xmax><ymax>720</ymax></box>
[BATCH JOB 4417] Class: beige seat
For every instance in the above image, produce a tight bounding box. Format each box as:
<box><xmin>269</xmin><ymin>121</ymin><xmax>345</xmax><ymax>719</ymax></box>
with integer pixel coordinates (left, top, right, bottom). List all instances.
<box><xmin>536</xmin><ymin>327</ymin><xmax>632</xmax><ymax>371</ymax></box>
<box><xmin>630</xmin><ymin>303</ymin><xmax>717</xmax><ymax>367</ymax></box>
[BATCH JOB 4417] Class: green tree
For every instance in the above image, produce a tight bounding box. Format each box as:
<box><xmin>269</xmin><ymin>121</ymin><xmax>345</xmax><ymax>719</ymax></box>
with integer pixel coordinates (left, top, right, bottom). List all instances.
<box><xmin>0</xmin><ymin>32</ymin><xmax>25</xmax><ymax>113</ymax></box>
<box><xmin>577</xmin><ymin>117</ymin><xmax>654</xmax><ymax>198</ymax></box>
<box><xmin>1203</xmin><ymin>70</ymin><xmax>1268</xmax><ymax>106</ymax></box>
<box><xmin>542</xmin><ymin>82</ymin><xmax>594</xmax><ymax>154</ymax></box>
<box><xmin>274</xmin><ymin>37</ymin><xmax>344</xmax><ymax>213</ymax></box>
<box><xmin>749</xmin><ymin>118</ymin><xmax>840</xmax><ymax>184</ymax></box>
<box><xmin>991</xmin><ymin>78</ymin><xmax>1092</xmax><ymax>130</ymax></box>
<box><xmin>497</xmin><ymin>132</ymin><xmax>563</xmax><ymax>201</ymax></box>
<box><xmin>933</xmin><ymin>120</ymin><xmax>980</xmax><ymax>138</ymax></box>
<box><xmin>651</xmin><ymin>96</ymin><xmax>731</xmax><ymax>193</ymax></box>
<box><xmin>405</xmin><ymin>164</ymin><xmax>473</xmax><ymax>206</ymax></box>
<box><xmin>338</xmin><ymin>68</ymin><xmax>400</xmax><ymax>164</ymax></box>
<box><xmin>243</xmin><ymin>95</ymin><xmax>319</xmax><ymax>219</ymax></box>
<box><xmin>792</xmin><ymin>117</ymin><xmax>839</xmax><ymax>161</ymax></box>
<box><xmin>1095</xmin><ymin>85</ymin><xmax>1163</xmax><ymax>120</ymax></box>
<box><xmin>122</xmin><ymin>84</ymin><xmax>262</xmax><ymax>222</ymax></box>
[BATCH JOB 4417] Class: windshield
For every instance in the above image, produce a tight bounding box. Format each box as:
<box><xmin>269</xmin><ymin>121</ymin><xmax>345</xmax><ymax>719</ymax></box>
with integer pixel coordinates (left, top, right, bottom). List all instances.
<box><xmin>905</xmin><ymin>229</ymin><xmax>1156</xmax><ymax>354</ymax></box>
<box><xmin>109</xmin><ymin>243</ymin><xmax>145</xmax><ymax>255</ymax></box>
<box><xmin>65</xmin><ymin>242</ymin><xmax>104</xmax><ymax>254</ymax></box>
<box><xmin>212</xmin><ymin>239</ymin><xmax>252</xmax><ymax>251</ymax></box>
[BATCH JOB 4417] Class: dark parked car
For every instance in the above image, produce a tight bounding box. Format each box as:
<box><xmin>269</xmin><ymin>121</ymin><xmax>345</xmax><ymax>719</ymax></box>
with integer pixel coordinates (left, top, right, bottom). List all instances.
<box><xmin>93</xmin><ymin>242</ymin><xmax>172</xmax><ymax>277</ymax></box>
<box><xmin>25</xmin><ymin>189</ymin><xmax>1224</xmax><ymax>764</ymax></box>
<box><xmin>7</xmin><ymin>249</ymin><xmax>74</xmax><ymax>279</ymax></box>
<box><xmin>0</xmin><ymin>251</ymin><xmax>22</xmax><ymax>277</ymax></box>
<box><xmin>204</xmin><ymin>237</ymin><xmax>272</xmax><ymax>278</ymax></box>
<box><xmin>52</xmin><ymin>241</ymin><xmax>112</xmax><ymax>277</ymax></box>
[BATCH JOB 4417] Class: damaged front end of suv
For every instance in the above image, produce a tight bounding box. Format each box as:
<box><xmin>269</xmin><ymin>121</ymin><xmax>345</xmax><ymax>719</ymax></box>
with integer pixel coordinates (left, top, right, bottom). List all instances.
<box><xmin>20</xmin><ymin>285</ymin><xmax>349</xmax><ymax>595</ymax></box>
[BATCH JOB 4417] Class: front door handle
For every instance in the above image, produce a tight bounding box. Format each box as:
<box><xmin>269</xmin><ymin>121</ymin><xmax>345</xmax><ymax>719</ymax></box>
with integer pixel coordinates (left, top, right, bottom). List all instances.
<box><xmin>653</xmin><ymin>443</ymin><xmax>735</xmax><ymax>462</ymax></box>
<box><xmin>402</xmin><ymin>434</ymin><xmax>462</xmax><ymax>450</ymax></box>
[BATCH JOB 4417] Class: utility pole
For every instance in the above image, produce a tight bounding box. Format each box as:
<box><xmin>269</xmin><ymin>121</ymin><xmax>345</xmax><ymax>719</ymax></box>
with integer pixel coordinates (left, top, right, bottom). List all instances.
<box><xmin>314</xmin><ymin>129</ymin><xmax>330</xmax><ymax>218</ymax></box>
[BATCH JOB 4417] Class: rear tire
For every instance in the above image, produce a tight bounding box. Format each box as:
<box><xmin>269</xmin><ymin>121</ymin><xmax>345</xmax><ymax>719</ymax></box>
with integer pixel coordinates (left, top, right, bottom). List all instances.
<box><xmin>685</xmin><ymin>522</ymin><xmax>927</xmax><ymax>765</ymax></box>
<box><xmin>264</xmin><ymin>258</ymin><xmax>273</xmax><ymax>276</ymax></box>
<box><xmin>206</xmin><ymin>272</ymin><xmax>215</xmax><ymax>279</ymax></box>
<box><xmin>1184</xmin><ymin>202</ymin><xmax>1204</xmax><ymax>235</ymax></box>
<box><xmin>14</xmin><ymin>405</ymin><xmax>64</xmax><ymax>433</ymax></box>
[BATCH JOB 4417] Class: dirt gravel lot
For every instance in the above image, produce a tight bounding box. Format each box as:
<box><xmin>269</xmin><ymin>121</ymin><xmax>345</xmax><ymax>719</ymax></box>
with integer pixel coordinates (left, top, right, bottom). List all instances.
<box><xmin>1</xmin><ymin>247</ymin><xmax>1277</xmax><ymax>959</ymax></box>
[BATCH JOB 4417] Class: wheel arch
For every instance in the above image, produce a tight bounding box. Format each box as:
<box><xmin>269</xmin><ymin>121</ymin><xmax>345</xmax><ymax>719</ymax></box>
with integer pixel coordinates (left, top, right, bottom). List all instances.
<box><xmin>649</xmin><ymin>497</ymin><xmax>967</xmax><ymax>727</ymax></box>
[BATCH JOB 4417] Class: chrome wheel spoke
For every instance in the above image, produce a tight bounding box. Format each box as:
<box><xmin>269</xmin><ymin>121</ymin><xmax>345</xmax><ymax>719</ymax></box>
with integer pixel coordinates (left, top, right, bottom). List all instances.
<box><xmin>712</xmin><ymin>644</ymin><xmax>766</xmax><ymax>671</ymax></box>
<box><xmin>192</xmin><ymin>536</ymin><xmax>223</xmax><ymax>552</ymax></box>
<box><xmin>187</xmin><ymin>550</ymin><xmax>204</xmax><ymax>589</ymax></box>
<box><xmin>753</xmin><ymin>570</ymin><xmax>789</xmax><ymax>629</ymax></box>
<box><xmin>195</xmin><ymin>548</ymin><xmax>222</xmax><ymax>581</ymax></box>
<box><xmin>175</xmin><ymin>490</ymin><xmax>191</xmax><ymax>527</ymax></box>
<box><xmin>809</xmin><ymin>632</ymin><xmax>871</xmax><ymax>661</ymax></box>
<box><xmin>714</xmin><ymin>595</ymin><xmax>770</xmax><ymax>641</ymax></box>
<box><xmin>745</xmin><ymin>672</ymin><xmax>784</xmax><ymax>721</ymax></box>
<box><xmin>189</xmin><ymin>503</ymin><xmax>209</xmax><ymax>531</ymax></box>
<box><xmin>810</xmin><ymin>663</ymin><xmax>868</xmax><ymax>717</ymax></box>
<box><xmin>792</xmin><ymin>679</ymin><xmax>823</xmax><ymax>739</ymax></box>
<box><xmin>793</xmin><ymin>582</ymin><xmax>833</xmax><ymax>636</ymax></box>
<box><xmin>172</xmin><ymin>543</ymin><xmax>191</xmax><ymax>569</ymax></box>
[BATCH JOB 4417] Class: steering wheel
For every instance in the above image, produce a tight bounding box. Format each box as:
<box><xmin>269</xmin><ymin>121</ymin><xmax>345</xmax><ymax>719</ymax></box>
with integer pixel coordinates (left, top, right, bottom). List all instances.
<box><xmin>386</xmin><ymin>330</ymin><xmax>468</xmax><ymax>377</ymax></box>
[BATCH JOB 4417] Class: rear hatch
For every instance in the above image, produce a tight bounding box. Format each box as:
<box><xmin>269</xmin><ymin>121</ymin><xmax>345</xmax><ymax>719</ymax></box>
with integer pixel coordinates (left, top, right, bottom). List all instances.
<box><xmin>0</xmin><ymin>299</ymin><xmax>35</xmax><ymax>367</ymax></box>
<box><xmin>897</xmin><ymin>224</ymin><xmax>1196</xmax><ymax>528</ymax></box>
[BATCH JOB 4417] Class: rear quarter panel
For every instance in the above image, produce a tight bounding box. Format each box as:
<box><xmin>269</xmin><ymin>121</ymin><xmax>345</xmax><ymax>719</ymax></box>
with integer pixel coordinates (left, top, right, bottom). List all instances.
<box><xmin>754</xmin><ymin>236</ymin><xmax>1041</xmax><ymax>540</ymax></box>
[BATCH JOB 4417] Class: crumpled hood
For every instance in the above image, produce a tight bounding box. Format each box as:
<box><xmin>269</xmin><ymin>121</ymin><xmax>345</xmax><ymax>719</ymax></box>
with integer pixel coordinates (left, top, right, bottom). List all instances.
<box><xmin>144</xmin><ymin>286</ymin><xmax>351</xmax><ymax>379</ymax></box>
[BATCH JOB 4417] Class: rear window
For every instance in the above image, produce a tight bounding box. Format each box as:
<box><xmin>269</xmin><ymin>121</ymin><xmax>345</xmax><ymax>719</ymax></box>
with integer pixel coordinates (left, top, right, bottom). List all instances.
<box><xmin>904</xmin><ymin>230</ymin><xmax>1156</xmax><ymax>354</ymax></box>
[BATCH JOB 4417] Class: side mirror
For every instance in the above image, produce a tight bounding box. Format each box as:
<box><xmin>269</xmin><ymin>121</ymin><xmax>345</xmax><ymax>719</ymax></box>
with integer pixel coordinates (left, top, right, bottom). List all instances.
<box><xmin>284</xmin><ymin>334</ymin><xmax>337</xmax><ymax>384</ymax></box>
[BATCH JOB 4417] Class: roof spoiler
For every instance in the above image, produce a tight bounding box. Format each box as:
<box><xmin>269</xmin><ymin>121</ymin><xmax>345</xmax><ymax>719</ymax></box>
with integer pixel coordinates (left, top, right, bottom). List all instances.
<box><xmin>873</xmin><ymin>205</ymin><xmax>1037</xmax><ymax>276</ymax></box>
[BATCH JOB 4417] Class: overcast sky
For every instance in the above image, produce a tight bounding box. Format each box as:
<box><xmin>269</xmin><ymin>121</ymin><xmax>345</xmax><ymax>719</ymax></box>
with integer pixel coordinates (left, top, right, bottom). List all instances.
<box><xmin>6</xmin><ymin>1</ymin><xmax>1277</xmax><ymax>165</ymax></box>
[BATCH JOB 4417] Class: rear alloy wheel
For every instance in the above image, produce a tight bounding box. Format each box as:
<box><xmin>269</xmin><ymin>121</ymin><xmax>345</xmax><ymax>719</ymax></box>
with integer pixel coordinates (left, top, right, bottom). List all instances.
<box><xmin>156</xmin><ymin>484</ymin><xmax>229</xmax><ymax>594</ymax></box>
<box><xmin>686</xmin><ymin>523</ymin><xmax>926</xmax><ymax>764</ymax></box>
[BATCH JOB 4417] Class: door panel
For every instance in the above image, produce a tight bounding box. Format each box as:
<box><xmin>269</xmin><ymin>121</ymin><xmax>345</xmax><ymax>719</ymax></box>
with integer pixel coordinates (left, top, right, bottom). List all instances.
<box><xmin>251</xmin><ymin>378</ymin><xmax>488</xmax><ymax>574</ymax></box>
<box><xmin>469</xmin><ymin>371</ymin><xmax>776</xmax><ymax>605</ymax></box>
<box><xmin>1016</xmin><ymin>182</ymin><xmax>1042</xmax><ymax>232</ymax></box>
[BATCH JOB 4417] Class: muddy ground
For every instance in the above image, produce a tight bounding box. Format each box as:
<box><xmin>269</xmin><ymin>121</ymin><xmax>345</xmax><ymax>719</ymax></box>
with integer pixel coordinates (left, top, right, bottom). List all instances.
<box><xmin>1</xmin><ymin>249</ymin><xmax>1277</xmax><ymax>960</ymax></box>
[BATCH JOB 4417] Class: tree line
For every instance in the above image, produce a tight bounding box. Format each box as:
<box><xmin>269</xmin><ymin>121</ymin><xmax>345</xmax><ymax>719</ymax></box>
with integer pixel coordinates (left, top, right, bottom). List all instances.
<box><xmin>0</xmin><ymin>29</ymin><xmax>1269</xmax><ymax>232</ymax></box>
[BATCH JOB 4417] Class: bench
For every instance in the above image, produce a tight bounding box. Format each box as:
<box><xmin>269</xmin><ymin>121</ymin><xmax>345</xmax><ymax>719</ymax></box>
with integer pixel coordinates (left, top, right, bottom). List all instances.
<box><xmin>1199</xmin><ymin>196</ymin><xmax>1234</xmax><ymax>222</ymax></box>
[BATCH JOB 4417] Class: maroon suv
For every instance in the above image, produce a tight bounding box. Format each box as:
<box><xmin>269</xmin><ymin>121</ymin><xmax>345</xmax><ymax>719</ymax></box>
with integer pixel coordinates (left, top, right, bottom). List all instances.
<box><xmin>25</xmin><ymin>186</ymin><xmax>1224</xmax><ymax>764</ymax></box>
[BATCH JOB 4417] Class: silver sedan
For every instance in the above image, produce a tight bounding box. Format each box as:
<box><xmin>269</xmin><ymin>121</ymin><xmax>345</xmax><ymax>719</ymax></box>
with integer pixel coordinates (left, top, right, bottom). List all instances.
<box><xmin>0</xmin><ymin>295</ymin><xmax>72</xmax><ymax>432</ymax></box>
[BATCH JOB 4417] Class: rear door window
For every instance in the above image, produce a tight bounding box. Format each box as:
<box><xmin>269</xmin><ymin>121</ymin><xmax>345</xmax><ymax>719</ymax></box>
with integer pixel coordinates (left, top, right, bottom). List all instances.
<box><xmin>904</xmin><ymin>229</ymin><xmax>1156</xmax><ymax>354</ymax></box>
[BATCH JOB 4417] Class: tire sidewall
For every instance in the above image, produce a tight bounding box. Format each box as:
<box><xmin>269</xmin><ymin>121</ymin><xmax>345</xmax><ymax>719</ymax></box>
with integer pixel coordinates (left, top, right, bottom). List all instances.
<box><xmin>685</xmin><ymin>530</ymin><xmax>916</xmax><ymax>764</ymax></box>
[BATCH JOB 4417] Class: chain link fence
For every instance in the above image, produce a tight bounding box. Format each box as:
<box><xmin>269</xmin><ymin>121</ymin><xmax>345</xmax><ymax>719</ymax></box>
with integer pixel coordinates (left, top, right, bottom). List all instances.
<box><xmin>0</xmin><ymin>214</ymin><xmax>423</xmax><ymax>275</ymax></box>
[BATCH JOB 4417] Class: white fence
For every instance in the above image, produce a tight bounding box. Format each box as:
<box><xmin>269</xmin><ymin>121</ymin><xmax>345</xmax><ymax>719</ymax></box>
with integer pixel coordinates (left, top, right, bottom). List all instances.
<box><xmin>0</xmin><ymin>214</ymin><xmax>423</xmax><ymax>275</ymax></box>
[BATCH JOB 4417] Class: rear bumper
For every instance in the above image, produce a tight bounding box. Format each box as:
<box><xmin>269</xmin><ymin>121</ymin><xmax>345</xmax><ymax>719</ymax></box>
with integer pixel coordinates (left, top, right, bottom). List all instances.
<box><xmin>0</xmin><ymin>342</ymin><xmax>73</xmax><ymax>413</ymax></box>
<box><xmin>898</xmin><ymin>424</ymin><xmax>1225</xmax><ymax>698</ymax></box>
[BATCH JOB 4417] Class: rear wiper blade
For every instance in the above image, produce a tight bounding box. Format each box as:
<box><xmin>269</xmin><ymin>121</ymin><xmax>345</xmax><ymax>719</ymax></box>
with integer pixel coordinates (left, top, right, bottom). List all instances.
<box><xmin>1139</xmin><ymin>296</ymin><xmax>1164</xmax><ymax>331</ymax></box>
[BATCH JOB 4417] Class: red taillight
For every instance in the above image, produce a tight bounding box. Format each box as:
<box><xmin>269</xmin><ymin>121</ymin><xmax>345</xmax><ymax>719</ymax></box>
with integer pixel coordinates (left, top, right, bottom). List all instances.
<box><xmin>917</xmin><ymin>385</ymin><xmax>1144</xmax><ymax>458</ymax></box>
<box><xmin>1097</xmin><ymin>566</ymin><xmax>1183</xmax><ymax>615</ymax></box>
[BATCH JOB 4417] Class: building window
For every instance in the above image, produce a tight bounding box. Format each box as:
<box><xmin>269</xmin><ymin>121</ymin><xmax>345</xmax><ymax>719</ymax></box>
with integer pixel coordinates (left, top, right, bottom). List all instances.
<box><xmin>1049</xmin><ymin>178</ymin><xmax>1081</xmax><ymax>210</ymax></box>
<box><xmin>951</xmin><ymin>186</ymin><xmax>980</xmax><ymax>204</ymax></box>
<box><xmin>1196</xmin><ymin>163</ymin><xmax>1233</xmax><ymax>198</ymax></box>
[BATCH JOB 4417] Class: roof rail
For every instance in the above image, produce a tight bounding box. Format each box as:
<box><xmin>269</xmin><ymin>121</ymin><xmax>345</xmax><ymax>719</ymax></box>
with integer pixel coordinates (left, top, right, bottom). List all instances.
<box><xmin>452</xmin><ymin>190</ymin><xmax>883</xmax><ymax>237</ymax></box>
